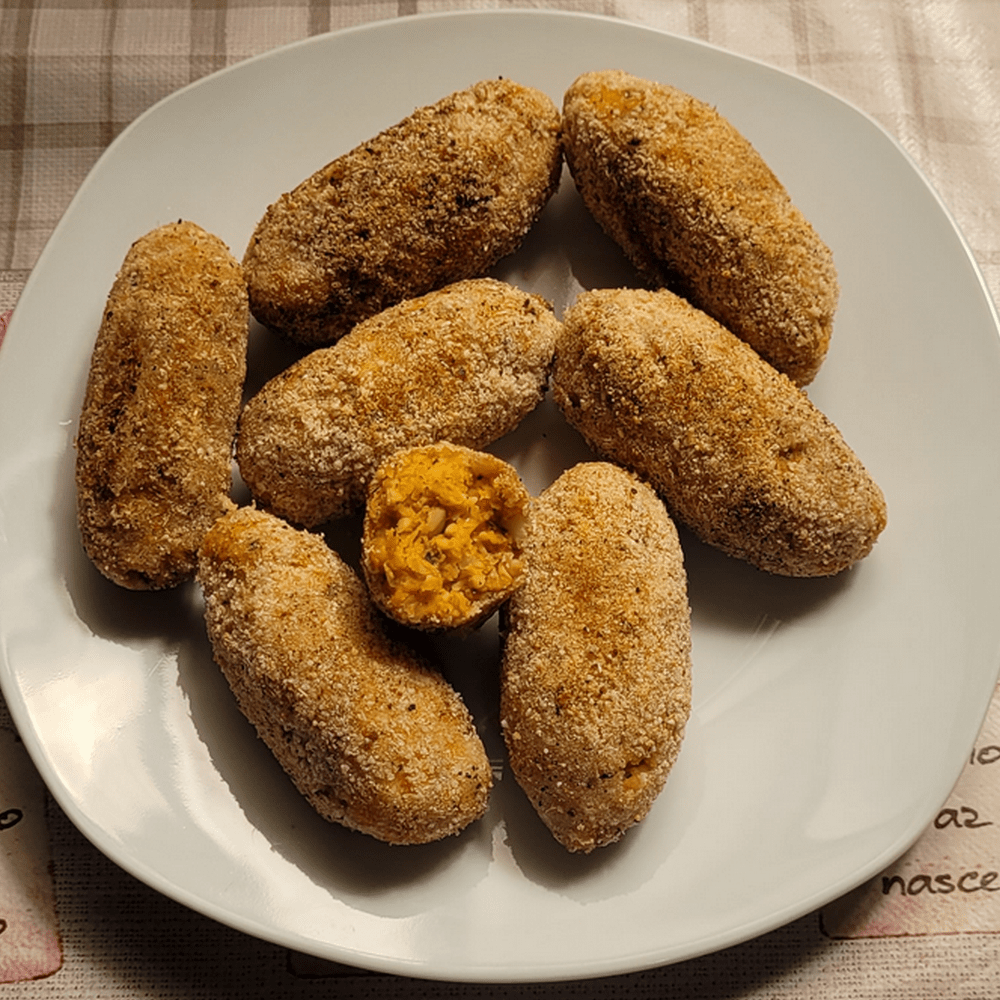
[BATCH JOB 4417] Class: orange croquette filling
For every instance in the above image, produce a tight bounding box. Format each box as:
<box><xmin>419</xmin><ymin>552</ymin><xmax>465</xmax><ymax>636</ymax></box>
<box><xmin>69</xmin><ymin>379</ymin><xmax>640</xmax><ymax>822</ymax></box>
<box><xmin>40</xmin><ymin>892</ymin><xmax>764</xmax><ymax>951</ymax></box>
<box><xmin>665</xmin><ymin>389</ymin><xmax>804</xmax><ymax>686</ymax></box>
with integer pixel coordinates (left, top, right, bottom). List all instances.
<box><xmin>368</xmin><ymin>450</ymin><xmax>527</xmax><ymax>624</ymax></box>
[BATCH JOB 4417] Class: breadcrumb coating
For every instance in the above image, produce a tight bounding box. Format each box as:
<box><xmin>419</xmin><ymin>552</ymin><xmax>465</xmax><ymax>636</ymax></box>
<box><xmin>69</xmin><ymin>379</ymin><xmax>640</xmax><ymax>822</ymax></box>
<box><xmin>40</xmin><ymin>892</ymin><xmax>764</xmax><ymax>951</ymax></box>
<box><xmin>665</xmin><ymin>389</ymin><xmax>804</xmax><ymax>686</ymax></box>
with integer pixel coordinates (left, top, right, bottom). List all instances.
<box><xmin>500</xmin><ymin>462</ymin><xmax>692</xmax><ymax>853</ymax></box>
<box><xmin>75</xmin><ymin>221</ymin><xmax>248</xmax><ymax>589</ymax></box>
<box><xmin>362</xmin><ymin>443</ymin><xmax>530</xmax><ymax>631</ymax></box>
<box><xmin>236</xmin><ymin>278</ymin><xmax>560</xmax><ymax>527</ymax></box>
<box><xmin>562</xmin><ymin>69</ymin><xmax>838</xmax><ymax>386</ymax></box>
<box><xmin>243</xmin><ymin>77</ymin><xmax>563</xmax><ymax>346</ymax></box>
<box><xmin>554</xmin><ymin>287</ymin><xmax>887</xmax><ymax>577</ymax></box>
<box><xmin>197</xmin><ymin>505</ymin><xmax>491</xmax><ymax>845</ymax></box>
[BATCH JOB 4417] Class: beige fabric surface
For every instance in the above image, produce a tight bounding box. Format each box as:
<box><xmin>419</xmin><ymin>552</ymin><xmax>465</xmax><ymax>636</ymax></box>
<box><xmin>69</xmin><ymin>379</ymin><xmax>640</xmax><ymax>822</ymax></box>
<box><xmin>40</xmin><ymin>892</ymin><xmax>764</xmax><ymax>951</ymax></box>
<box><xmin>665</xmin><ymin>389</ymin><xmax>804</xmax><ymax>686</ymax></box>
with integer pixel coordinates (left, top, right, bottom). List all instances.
<box><xmin>3</xmin><ymin>1</ymin><xmax>1000</xmax><ymax>996</ymax></box>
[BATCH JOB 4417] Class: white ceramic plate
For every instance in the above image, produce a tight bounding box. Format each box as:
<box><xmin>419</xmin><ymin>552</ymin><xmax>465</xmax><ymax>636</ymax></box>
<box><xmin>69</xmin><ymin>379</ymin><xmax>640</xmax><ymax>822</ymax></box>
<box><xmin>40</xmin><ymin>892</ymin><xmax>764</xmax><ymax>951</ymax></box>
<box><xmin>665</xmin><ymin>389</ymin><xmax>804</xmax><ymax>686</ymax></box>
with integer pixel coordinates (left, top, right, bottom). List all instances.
<box><xmin>3</xmin><ymin>9</ymin><xmax>1000</xmax><ymax>984</ymax></box>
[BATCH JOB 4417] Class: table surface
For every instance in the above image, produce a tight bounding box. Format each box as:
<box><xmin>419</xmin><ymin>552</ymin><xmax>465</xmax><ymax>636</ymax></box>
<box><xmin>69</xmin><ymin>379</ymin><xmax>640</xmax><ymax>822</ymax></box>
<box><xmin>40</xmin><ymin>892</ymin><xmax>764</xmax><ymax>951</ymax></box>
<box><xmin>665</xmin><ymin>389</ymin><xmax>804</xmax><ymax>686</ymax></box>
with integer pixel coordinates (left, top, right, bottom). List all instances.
<box><xmin>4</xmin><ymin>1</ymin><xmax>1000</xmax><ymax>996</ymax></box>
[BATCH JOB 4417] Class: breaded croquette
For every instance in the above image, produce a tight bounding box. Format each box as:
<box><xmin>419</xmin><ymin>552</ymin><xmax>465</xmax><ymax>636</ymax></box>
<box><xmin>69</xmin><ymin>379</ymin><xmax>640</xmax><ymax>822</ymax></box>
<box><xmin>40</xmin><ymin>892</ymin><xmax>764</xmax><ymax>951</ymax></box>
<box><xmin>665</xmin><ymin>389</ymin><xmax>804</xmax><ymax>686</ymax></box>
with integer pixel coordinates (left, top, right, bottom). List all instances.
<box><xmin>500</xmin><ymin>462</ymin><xmax>692</xmax><ymax>853</ymax></box>
<box><xmin>237</xmin><ymin>278</ymin><xmax>560</xmax><ymax>527</ymax></box>
<box><xmin>243</xmin><ymin>78</ymin><xmax>563</xmax><ymax>346</ymax></box>
<box><xmin>75</xmin><ymin>221</ymin><xmax>248</xmax><ymax>589</ymax></box>
<box><xmin>554</xmin><ymin>287</ymin><xmax>887</xmax><ymax>577</ymax></box>
<box><xmin>197</xmin><ymin>505</ymin><xmax>491</xmax><ymax>845</ymax></box>
<box><xmin>362</xmin><ymin>443</ymin><xmax>530</xmax><ymax>631</ymax></box>
<box><xmin>562</xmin><ymin>69</ymin><xmax>838</xmax><ymax>386</ymax></box>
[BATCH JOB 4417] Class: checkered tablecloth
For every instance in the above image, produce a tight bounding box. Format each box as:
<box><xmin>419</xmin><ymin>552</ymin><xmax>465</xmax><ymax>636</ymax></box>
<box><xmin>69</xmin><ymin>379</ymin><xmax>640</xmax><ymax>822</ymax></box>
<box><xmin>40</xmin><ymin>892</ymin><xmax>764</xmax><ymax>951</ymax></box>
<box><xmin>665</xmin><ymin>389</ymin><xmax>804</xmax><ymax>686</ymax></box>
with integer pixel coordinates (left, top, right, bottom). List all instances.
<box><xmin>4</xmin><ymin>2</ymin><xmax>1000</xmax><ymax>996</ymax></box>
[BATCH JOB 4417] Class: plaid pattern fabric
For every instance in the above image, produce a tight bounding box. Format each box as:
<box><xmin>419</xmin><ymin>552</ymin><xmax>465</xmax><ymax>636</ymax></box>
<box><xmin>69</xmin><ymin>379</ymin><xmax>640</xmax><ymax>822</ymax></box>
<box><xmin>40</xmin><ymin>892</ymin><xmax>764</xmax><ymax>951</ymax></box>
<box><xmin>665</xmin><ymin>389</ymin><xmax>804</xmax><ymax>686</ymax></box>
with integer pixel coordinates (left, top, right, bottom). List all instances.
<box><xmin>4</xmin><ymin>2</ymin><xmax>1000</xmax><ymax>997</ymax></box>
